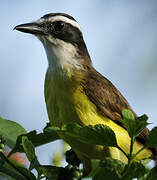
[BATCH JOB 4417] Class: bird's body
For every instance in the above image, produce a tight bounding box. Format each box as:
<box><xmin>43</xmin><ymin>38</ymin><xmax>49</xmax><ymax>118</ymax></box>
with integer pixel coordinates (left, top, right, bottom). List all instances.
<box><xmin>15</xmin><ymin>13</ymin><xmax>154</xmax><ymax>174</ymax></box>
<box><xmin>44</xmin><ymin>56</ymin><xmax>151</xmax><ymax>167</ymax></box>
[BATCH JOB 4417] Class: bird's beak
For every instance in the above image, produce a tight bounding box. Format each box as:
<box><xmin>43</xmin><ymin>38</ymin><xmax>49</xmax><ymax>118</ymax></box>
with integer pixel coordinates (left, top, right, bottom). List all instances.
<box><xmin>14</xmin><ymin>22</ymin><xmax>44</xmax><ymax>35</ymax></box>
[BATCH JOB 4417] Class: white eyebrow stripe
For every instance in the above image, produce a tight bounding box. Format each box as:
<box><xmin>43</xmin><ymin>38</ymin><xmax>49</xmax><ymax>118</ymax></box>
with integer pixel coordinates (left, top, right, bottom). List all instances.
<box><xmin>48</xmin><ymin>16</ymin><xmax>81</xmax><ymax>31</ymax></box>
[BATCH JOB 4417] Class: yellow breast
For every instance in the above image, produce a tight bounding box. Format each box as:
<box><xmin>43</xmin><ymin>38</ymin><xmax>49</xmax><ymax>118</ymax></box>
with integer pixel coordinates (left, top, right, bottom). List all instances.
<box><xmin>44</xmin><ymin>68</ymin><xmax>151</xmax><ymax>163</ymax></box>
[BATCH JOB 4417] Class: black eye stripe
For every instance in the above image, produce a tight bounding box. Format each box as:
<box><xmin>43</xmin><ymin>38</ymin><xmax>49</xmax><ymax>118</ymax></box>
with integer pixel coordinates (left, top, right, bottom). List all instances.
<box><xmin>53</xmin><ymin>21</ymin><xmax>65</xmax><ymax>32</ymax></box>
<box><xmin>39</xmin><ymin>21</ymin><xmax>65</xmax><ymax>34</ymax></box>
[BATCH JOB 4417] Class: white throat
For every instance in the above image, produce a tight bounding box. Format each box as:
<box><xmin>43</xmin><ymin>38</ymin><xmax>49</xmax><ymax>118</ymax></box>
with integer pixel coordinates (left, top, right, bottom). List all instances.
<box><xmin>41</xmin><ymin>37</ymin><xmax>83</xmax><ymax>72</ymax></box>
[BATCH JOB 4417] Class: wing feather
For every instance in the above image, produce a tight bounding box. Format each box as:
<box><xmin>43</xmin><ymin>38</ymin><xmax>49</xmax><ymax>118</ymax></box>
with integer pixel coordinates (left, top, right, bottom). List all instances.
<box><xmin>82</xmin><ymin>66</ymin><xmax>149</xmax><ymax>147</ymax></box>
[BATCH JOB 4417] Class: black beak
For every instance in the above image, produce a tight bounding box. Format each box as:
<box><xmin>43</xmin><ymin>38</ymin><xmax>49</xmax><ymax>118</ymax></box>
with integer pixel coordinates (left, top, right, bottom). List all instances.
<box><xmin>14</xmin><ymin>22</ymin><xmax>44</xmax><ymax>35</ymax></box>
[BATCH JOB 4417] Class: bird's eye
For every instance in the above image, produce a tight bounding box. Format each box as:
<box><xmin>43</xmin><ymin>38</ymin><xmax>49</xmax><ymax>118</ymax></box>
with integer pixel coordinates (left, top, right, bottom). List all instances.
<box><xmin>54</xmin><ymin>21</ymin><xmax>65</xmax><ymax>32</ymax></box>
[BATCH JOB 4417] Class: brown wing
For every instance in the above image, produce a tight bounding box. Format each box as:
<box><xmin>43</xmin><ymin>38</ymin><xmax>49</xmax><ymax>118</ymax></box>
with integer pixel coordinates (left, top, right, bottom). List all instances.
<box><xmin>82</xmin><ymin>66</ymin><xmax>149</xmax><ymax>147</ymax></box>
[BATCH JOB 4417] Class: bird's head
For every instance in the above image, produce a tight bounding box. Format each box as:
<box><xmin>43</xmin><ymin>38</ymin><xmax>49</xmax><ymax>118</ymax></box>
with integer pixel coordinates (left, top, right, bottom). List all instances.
<box><xmin>15</xmin><ymin>13</ymin><xmax>91</xmax><ymax>71</ymax></box>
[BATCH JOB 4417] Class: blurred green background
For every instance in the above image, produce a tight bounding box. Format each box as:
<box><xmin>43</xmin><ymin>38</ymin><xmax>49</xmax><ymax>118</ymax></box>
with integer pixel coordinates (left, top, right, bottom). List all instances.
<box><xmin>0</xmin><ymin>0</ymin><xmax>157</xmax><ymax>170</ymax></box>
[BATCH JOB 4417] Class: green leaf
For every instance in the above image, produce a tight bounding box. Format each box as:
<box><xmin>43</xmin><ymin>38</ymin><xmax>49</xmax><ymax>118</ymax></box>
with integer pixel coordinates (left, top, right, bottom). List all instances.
<box><xmin>93</xmin><ymin>166</ymin><xmax>120</xmax><ymax>180</ymax></box>
<box><xmin>64</xmin><ymin>123</ymin><xmax>118</xmax><ymax>147</ymax></box>
<box><xmin>146</xmin><ymin>166</ymin><xmax>157</xmax><ymax>180</ymax></box>
<box><xmin>39</xmin><ymin>165</ymin><xmax>61</xmax><ymax>180</ymax></box>
<box><xmin>0</xmin><ymin>152</ymin><xmax>36</xmax><ymax>180</ymax></box>
<box><xmin>0</xmin><ymin>117</ymin><xmax>27</xmax><ymax>148</ymax></box>
<box><xmin>15</xmin><ymin>166</ymin><xmax>36</xmax><ymax>180</ymax></box>
<box><xmin>145</xmin><ymin>127</ymin><xmax>157</xmax><ymax>148</ymax></box>
<box><xmin>10</xmin><ymin>130</ymin><xmax>60</xmax><ymax>156</ymax></box>
<box><xmin>44</xmin><ymin>124</ymin><xmax>60</xmax><ymax>132</ymax></box>
<box><xmin>134</xmin><ymin>115</ymin><xmax>149</xmax><ymax>137</ymax></box>
<box><xmin>122</xmin><ymin>110</ymin><xmax>148</xmax><ymax>138</ymax></box>
<box><xmin>0</xmin><ymin>164</ymin><xmax>26</xmax><ymax>180</ymax></box>
<box><xmin>100</xmin><ymin>158</ymin><xmax>125</xmax><ymax>175</ymax></box>
<box><xmin>46</xmin><ymin>123</ymin><xmax>118</xmax><ymax>147</ymax></box>
<box><xmin>122</xmin><ymin>109</ymin><xmax>136</xmax><ymax>138</ymax></box>
<box><xmin>86</xmin><ymin>160</ymin><xmax>100</xmax><ymax>178</ymax></box>
<box><xmin>122</xmin><ymin>109</ymin><xmax>135</xmax><ymax>121</ymax></box>
<box><xmin>22</xmin><ymin>136</ymin><xmax>36</xmax><ymax>162</ymax></box>
<box><xmin>21</xmin><ymin>136</ymin><xmax>40</xmax><ymax>170</ymax></box>
<box><xmin>122</xmin><ymin>162</ymin><xmax>147</xmax><ymax>180</ymax></box>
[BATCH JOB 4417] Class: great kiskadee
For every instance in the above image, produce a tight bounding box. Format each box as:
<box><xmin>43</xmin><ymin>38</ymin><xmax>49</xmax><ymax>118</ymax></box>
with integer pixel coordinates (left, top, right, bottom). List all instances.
<box><xmin>15</xmin><ymin>13</ymin><xmax>156</xmax><ymax>175</ymax></box>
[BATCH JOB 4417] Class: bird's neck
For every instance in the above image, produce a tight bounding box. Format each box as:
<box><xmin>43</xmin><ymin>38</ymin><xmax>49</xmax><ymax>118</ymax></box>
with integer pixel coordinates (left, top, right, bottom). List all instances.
<box><xmin>43</xmin><ymin>39</ymin><xmax>91</xmax><ymax>71</ymax></box>
<box><xmin>44</xmin><ymin>40</ymin><xmax>91</xmax><ymax>82</ymax></box>
<box><xmin>44</xmin><ymin>41</ymin><xmax>80</xmax><ymax>71</ymax></box>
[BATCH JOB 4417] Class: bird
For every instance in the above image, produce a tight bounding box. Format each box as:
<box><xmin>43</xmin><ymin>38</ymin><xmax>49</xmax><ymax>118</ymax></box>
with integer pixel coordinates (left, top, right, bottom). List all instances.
<box><xmin>14</xmin><ymin>13</ymin><xmax>156</xmax><ymax>175</ymax></box>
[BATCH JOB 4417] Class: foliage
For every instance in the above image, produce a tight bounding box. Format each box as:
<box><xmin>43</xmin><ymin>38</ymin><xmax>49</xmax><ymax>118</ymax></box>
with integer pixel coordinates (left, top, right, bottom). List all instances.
<box><xmin>0</xmin><ymin>111</ymin><xmax>157</xmax><ymax>179</ymax></box>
